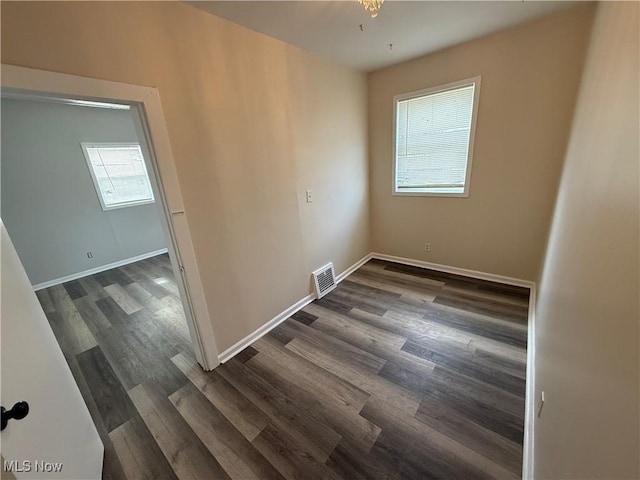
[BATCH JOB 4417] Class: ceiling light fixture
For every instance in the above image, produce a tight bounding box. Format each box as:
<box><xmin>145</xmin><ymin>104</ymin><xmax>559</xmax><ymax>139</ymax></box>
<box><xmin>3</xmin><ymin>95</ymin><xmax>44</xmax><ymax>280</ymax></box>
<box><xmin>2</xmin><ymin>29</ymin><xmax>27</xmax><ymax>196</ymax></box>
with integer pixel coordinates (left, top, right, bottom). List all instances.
<box><xmin>359</xmin><ymin>0</ymin><xmax>384</xmax><ymax>18</ymax></box>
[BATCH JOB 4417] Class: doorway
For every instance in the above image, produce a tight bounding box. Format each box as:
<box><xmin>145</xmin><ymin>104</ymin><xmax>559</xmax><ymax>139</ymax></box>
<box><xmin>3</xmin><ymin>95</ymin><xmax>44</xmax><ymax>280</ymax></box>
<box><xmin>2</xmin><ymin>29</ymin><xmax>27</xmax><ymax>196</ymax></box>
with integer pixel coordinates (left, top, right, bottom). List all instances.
<box><xmin>1</xmin><ymin>64</ymin><xmax>218</xmax><ymax>370</ymax></box>
<box><xmin>1</xmin><ymin>94</ymin><xmax>198</xmax><ymax>387</ymax></box>
<box><xmin>1</xmin><ymin>65</ymin><xmax>220</xmax><ymax>477</ymax></box>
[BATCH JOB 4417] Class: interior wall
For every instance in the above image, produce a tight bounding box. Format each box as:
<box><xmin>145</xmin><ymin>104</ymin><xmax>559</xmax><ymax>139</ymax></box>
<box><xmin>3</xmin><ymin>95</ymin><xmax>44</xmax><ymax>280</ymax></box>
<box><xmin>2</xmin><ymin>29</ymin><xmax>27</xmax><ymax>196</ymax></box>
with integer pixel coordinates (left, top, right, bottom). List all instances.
<box><xmin>0</xmin><ymin>1</ymin><xmax>370</xmax><ymax>352</ymax></box>
<box><xmin>534</xmin><ymin>2</ymin><xmax>639</xmax><ymax>478</ymax></box>
<box><xmin>367</xmin><ymin>5</ymin><xmax>595</xmax><ymax>281</ymax></box>
<box><xmin>1</xmin><ymin>98</ymin><xmax>166</xmax><ymax>286</ymax></box>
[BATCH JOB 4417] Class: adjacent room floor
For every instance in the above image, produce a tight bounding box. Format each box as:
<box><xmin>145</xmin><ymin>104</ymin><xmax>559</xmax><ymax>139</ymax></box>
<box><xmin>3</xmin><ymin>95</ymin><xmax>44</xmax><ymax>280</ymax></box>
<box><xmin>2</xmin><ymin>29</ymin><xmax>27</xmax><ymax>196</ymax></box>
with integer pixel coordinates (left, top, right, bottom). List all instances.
<box><xmin>37</xmin><ymin>256</ymin><xmax>529</xmax><ymax>480</ymax></box>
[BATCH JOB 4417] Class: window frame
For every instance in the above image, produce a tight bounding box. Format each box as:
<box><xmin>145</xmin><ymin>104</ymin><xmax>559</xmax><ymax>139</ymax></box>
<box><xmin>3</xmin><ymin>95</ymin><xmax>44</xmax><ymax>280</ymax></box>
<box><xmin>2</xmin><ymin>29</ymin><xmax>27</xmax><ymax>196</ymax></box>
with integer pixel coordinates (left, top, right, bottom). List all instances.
<box><xmin>81</xmin><ymin>141</ymin><xmax>156</xmax><ymax>211</ymax></box>
<box><xmin>392</xmin><ymin>76</ymin><xmax>482</xmax><ymax>198</ymax></box>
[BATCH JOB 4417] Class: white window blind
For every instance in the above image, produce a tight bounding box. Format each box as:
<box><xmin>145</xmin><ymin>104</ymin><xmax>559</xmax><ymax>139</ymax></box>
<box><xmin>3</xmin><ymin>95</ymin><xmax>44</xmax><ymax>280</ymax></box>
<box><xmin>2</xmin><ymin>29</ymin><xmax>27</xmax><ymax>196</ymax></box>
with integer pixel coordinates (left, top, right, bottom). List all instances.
<box><xmin>394</xmin><ymin>78</ymin><xmax>479</xmax><ymax>196</ymax></box>
<box><xmin>81</xmin><ymin>143</ymin><xmax>155</xmax><ymax>210</ymax></box>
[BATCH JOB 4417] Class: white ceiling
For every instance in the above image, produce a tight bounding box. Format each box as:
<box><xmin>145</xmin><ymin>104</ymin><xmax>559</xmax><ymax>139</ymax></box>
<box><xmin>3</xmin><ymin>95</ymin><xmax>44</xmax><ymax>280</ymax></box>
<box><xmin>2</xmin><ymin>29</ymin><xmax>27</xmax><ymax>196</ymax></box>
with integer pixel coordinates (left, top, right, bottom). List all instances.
<box><xmin>188</xmin><ymin>1</ymin><xmax>585</xmax><ymax>72</ymax></box>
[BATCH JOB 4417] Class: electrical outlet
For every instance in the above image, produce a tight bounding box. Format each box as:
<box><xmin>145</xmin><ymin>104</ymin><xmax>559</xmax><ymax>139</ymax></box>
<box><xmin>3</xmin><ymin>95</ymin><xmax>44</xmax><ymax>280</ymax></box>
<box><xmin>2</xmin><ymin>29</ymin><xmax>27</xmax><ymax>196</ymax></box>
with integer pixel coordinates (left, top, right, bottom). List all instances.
<box><xmin>305</xmin><ymin>190</ymin><xmax>313</xmax><ymax>203</ymax></box>
<box><xmin>424</xmin><ymin>242</ymin><xmax>431</xmax><ymax>252</ymax></box>
<box><xmin>86</xmin><ymin>252</ymin><xmax>93</xmax><ymax>259</ymax></box>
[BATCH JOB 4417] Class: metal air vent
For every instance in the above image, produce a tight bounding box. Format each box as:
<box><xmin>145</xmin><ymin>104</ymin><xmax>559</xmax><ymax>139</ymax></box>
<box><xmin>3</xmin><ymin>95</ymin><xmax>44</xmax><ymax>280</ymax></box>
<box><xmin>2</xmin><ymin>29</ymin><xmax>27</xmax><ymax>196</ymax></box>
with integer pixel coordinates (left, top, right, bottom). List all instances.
<box><xmin>312</xmin><ymin>263</ymin><xmax>336</xmax><ymax>299</ymax></box>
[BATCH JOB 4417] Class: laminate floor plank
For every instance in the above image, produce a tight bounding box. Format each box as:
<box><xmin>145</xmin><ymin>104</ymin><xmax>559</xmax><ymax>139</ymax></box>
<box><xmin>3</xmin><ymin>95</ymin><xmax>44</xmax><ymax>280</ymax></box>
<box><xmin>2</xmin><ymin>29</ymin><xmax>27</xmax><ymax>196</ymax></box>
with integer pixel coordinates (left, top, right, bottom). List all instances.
<box><xmin>94</xmin><ymin>269</ymin><xmax>135</xmax><ymax>288</ymax></box>
<box><xmin>109</xmin><ymin>416</ymin><xmax>178</xmax><ymax>480</ymax></box>
<box><xmin>431</xmin><ymin>365</ymin><xmax>526</xmax><ymax>420</ymax></box>
<box><xmin>378</xmin><ymin>260</ymin><xmax>529</xmax><ymax>299</ymax></box>
<box><xmin>330</xmin><ymin>281</ymin><xmax>439</xmax><ymax>321</ymax></box>
<box><xmin>245</xmin><ymin>345</ymin><xmax>382</xmax><ymax>454</ymax></box>
<box><xmin>129</xmin><ymin>381</ymin><xmax>230</xmax><ymax>480</ymax></box>
<box><xmin>138</xmin><ymin>256</ymin><xmax>172</xmax><ymax>281</ymax></box>
<box><xmin>95</xmin><ymin>296</ymin><xmax>132</xmax><ymax>327</ymax></box>
<box><xmin>63</xmin><ymin>279</ymin><xmax>88</xmax><ymax>300</ymax></box>
<box><xmin>171</xmin><ymin>351</ymin><xmax>270</xmax><ymax>441</ymax></box>
<box><xmin>401</xmin><ymin>340</ymin><xmax>526</xmax><ymax>396</ymax></box>
<box><xmin>284</xmin><ymin>334</ymin><xmax>422</xmax><ymax>415</ymax></box>
<box><xmin>420</xmin><ymin>371</ymin><xmax>525</xmax><ymax>444</ymax></box>
<box><xmin>414</xmin><ymin>395</ymin><xmax>523</xmax><ymax>476</ymax></box>
<box><xmin>216</xmin><ymin>356</ymin><xmax>343</xmax><ymax>463</ymax></box>
<box><xmin>325</xmin><ymin>436</ymin><xmax>401</xmax><ymax>480</ymax></box>
<box><xmin>350</xmin><ymin>306</ymin><xmax>512</xmax><ymax>364</ymax></box>
<box><xmin>35</xmin><ymin>288</ymin><xmax>55</xmax><ymax>313</ymax></box>
<box><xmin>360</xmin><ymin>397</ymin><xmax>518</xmax><ymax>480</ymax></box>
<box><xmin>154</xmin><ymin>276</ymin><xmax>180</xmax><ymax>297</ymax></box>
<box><xmin>253</xmin><ymin>335</ymin><xmax>372</xmax><ymax>412</ymax></box>
<box><xmin>300</xmin><ymin>306</ymin><xmax>436</xmax><ymax>375</ymax></box>
<box><xmin>441</xmin><ymin>283</ymin><xmax>530</xmax><ymax>308</ymax></box>
<box><xmin>48</xmin><ymin>285</ymin><xmax>97</xmax><ymax>355</ymax></box>
<box><xmin>120</xmin><ymin>263</ymin><xmax>171</xmax><ymax>299</ymax></box>
<box><xmin>304</xmin><ymin>303</ymin><xmax>407</xmax><ymax>349</ymax></box>
<box><xmin>359</xmin><ymin>260</ymin><xmax>446</xmax><ymax>287</ymax></box>
<box><xmin>419</xmin><ymin>302</ymin><xmax>528</xmax><ymax>349</ymax></box>
<box><xmin>170</xmin><ymin>383</ymin><xmax>282</xmax><ymax>480</ymax></box>
<box><xmin>104</xmin><ymin>284</ymin><xmax>143</xmax><ymax>315</ymax></box>
<box><xmin>433</xmin><ymin>294</ymin><xmax>527</xmax><ymax>325</ymax></box>
<box><xmin>76</xmin><ymin>346</ymin><xmax>138</xmax><ymax>432</ymax></box>
<box><xmin>78</xmin><ymin>275</ymin><xmax>111</xmax><ymax>302</ymax></box>
<box><xmin>278</xmin><ymin>319</ymin><xmax>387</xmax><ymax>374</ymax></box>
<box><xmin>220</xmin><ymin>352</ymin><xmax>340</xmax><ymax>462</ymax></box>
<box><xmin>92</xmin><ymin>325</ymin><xmax>145</xmax><ymax>391</ymax></box>
<box><xmin>349</xmin><ymin>269</ymin><xmax>442</xmax><ymax>301</ymax></box>
<box><xmin>38</xmin><ymin>256</ymin><xmax>528</xmax><ymax>479</ymax></box>
<box><xmin>74</xmin><ymin>296</ymin><xmax>113</xmax><ymax>333</ymax></box>
<box><xmin>251</xmin><ymin>423</ymin><xmax>344</xmax><ymax>480</ymax></box>
<box><xmin>233</xmin><ymin>345</ymin><xmax>260</xmax><ymax>363</ymax></box>
<box><xmin>347</xmin><ymin>271</ymin><xmax>438</xmax><ymax>302</ymax></box>
<box><xmin>65</xmin><ymin>354</ymin><xmax>128</xmax><ymax>480</ymax></box>
<box><xmin>290</xmin><ymin>310</ymin><xmax>318</xmax><ymax>326</ymax></box>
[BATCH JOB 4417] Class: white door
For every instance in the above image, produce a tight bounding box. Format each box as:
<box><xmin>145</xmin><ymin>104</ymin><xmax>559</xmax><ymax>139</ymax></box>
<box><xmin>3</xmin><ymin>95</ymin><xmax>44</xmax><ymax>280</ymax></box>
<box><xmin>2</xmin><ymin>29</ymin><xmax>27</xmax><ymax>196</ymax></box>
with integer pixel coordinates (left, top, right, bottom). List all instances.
<box><xmin>0</xmin><ymin>222</ymin><xmax>103</xmax><ymax>479</ymax></box>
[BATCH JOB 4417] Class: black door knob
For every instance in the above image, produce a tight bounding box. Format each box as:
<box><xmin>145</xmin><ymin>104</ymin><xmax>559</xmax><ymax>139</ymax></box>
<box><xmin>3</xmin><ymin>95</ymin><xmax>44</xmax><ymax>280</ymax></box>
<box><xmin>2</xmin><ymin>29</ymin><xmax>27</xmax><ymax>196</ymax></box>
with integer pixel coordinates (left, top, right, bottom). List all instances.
<box><xmin>1</xmin><ymin>401</ymin><xmax>29</xmax><ymax>431</ymax></box>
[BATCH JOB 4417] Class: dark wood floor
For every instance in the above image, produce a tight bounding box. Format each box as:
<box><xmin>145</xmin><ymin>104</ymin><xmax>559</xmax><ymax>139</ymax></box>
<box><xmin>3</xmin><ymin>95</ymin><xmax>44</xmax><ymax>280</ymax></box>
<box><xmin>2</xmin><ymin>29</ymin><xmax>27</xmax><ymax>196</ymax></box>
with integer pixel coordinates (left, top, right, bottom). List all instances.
<box><xmin>37</xmin><ymin>255</ymin><xmax>529</xmax><ymax>480</ymax></box>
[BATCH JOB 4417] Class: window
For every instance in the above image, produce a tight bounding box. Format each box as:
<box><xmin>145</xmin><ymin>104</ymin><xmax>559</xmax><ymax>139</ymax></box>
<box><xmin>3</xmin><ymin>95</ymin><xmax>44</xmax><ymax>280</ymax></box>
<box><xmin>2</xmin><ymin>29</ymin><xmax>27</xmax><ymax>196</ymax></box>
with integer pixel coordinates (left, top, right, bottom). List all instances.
<box><xmin>81</xmin><ymin>142</ymin><xmax>155</xmax><ymax>210</ymax></box>
<box><xmin>393</xmin><ymin>77</ymin><xmax>481</xmax><ymax>196</ymax></box>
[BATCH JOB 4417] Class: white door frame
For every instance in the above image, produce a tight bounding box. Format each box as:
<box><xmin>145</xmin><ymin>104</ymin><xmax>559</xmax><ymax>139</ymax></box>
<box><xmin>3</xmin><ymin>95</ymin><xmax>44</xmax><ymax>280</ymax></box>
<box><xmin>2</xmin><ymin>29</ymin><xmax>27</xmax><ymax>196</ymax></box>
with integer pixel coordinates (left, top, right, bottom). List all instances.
<box><xmin>1</xmin><ymin>64</ymin><xmax>220</xmax><ymax>370</ymax></box>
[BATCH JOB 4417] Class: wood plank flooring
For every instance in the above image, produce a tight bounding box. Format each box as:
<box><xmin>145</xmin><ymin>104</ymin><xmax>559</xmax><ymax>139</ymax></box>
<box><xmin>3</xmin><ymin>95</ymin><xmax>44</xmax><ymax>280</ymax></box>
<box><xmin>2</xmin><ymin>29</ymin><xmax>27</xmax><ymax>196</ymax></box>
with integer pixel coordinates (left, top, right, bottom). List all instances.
<box><xmin>37</xmin><ymin>256</ymin><xmax>529</xmax><ymax>480</ymax></box>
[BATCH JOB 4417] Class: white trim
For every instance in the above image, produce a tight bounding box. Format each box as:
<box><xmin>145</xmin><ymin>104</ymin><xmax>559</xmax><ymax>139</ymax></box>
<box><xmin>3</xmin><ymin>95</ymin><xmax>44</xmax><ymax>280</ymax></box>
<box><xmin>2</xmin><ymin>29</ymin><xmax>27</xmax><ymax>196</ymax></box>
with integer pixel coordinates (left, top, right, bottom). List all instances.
<box><xmin>392</xmin><ymin>76</ymin><xmax>482</xmax><ymax>198</ymax></box>
<box><xmin>218</xmin><ymin>293</ymin><xmax>316</xmax><ymax>363</ymax></box>
<box><xmin>335</xmin><ymin>253</ymin><xmax>373</xmax><ymax>283</ymax></box>
<box><xmin>218</xmin><ymin>253</ymin><xmax>373</xmax><ymax>363</ymax></box>
<box><xmin>1</xmin><ymin>64</ymin><xmax>219</xmax><ymax>370</ymax></box>
<box><xmin>370</xmin><ymin>252</ymin><xmax>535</xmax><ymax>288</ymax></box>
<box><xmin>32</xmin><ymin>249</ymin><xmax>169</xmax><ymax>291</ymax></box>
<box><xmin>522</xmin><ymin>283</ymin><xmax>537</xmax><ymax>479</ymax></box>
<box><xmin>1</xmin><ymin>90</ymin><xmax>131</xmax><ymax>110</ymax></box>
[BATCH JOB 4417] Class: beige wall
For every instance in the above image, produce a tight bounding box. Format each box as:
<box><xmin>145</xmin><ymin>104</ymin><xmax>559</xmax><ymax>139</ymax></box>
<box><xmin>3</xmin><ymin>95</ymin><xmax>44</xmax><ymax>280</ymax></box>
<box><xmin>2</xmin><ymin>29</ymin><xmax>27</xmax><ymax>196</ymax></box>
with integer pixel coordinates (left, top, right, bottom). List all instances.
<box><xmin>368</xmin><ymin>5</ymin><xmax>595</xmax><ymax>281</ymax></box>
<box><xmin>534</xmin><ymin>2</ymin><xmax>639</xmax><ymax>478</ymax></box>
<box><xmin>1</xmin><ymin>2</ymin><xmax>369</xmax><ymax>352</ymax></box>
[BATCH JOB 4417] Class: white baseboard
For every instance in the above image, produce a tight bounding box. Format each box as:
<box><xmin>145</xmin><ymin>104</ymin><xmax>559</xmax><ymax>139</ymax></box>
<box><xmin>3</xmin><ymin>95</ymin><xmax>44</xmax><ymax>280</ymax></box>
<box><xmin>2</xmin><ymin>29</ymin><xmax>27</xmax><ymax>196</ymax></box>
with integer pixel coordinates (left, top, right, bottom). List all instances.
<box><xmin>370</xmin><ymin>252</ymin><xmax>535</xmax><ymax>289</ymax></box>
<box><xmin>218</xmin><ymin>253</ymin><xmax>373</xmax><ymax>363</ymax></box>
<box><xmin>217</xmin><ymin>293</ymin><xmax>316</xmax><ymax>363</ymax></box>
<box><xmin>336</xmin><ymin>253</ymin><xmax>373</xmax><ymax>283</ymax></box>
<box><xmin>32</xmin><ymin>248</ymin><xmax>169</xmax><ymax>291</ymax></box>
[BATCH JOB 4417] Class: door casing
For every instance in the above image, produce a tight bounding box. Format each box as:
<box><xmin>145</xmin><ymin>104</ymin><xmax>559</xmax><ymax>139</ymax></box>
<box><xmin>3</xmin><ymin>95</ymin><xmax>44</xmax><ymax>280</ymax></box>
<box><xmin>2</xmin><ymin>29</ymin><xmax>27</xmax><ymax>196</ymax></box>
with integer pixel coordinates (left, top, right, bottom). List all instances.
<box><xmin>1</xmin><ymin>64</ymin><xmax>220</xmax><ymax>370</ymax></box>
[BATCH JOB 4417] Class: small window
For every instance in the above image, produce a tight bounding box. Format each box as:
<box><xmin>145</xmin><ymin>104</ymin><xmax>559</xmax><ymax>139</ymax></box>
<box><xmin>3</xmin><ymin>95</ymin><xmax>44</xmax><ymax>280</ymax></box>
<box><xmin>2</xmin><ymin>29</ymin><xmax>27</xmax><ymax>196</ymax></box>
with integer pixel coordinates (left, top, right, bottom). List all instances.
<box><xmin>81</xmin><ymin>142</ymin><xmax>155</xmax><ymax>210</ymax></box>
<box><xmin>393</xmin><ymin>77</ymin><xmax>481</xmax><ymax>197</ymax></box>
